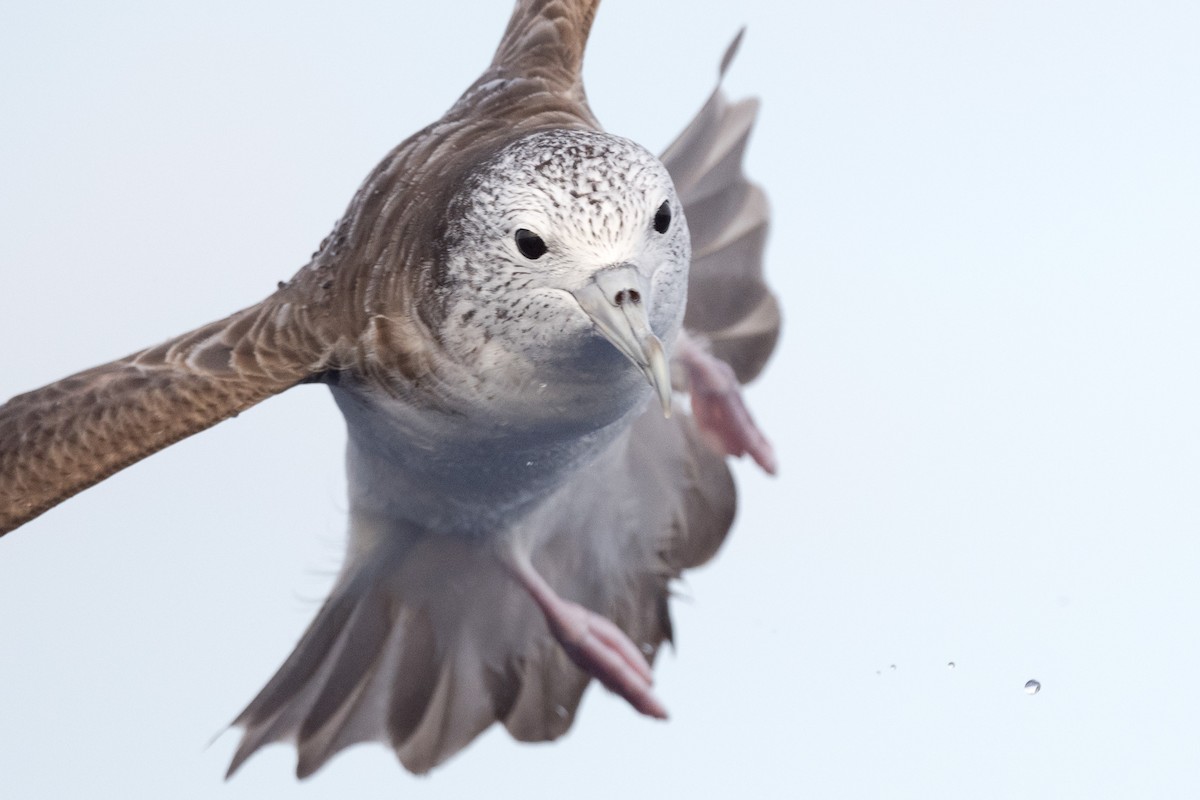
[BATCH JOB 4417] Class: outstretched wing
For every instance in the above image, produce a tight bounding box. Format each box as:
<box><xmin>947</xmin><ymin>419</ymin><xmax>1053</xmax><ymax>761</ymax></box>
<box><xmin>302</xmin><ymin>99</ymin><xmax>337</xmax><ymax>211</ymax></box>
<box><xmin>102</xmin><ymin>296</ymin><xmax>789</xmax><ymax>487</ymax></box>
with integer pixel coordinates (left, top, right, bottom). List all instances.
<box><xmin>0</xmin><ymin>298</ymin><xmax>325</xmax><ymax>534</ymax></box>
<box><xmin>664</xmin><ymin>30</ymin><xmax>780</xmax><ymax>384</ymax></box>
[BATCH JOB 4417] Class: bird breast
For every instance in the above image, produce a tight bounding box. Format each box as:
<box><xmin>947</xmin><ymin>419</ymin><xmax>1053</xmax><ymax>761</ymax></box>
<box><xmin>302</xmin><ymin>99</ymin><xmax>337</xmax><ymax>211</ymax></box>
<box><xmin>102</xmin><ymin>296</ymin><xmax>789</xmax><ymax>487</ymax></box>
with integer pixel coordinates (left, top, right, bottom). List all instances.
<box><xmin>329</xmin><ymin>334</ymin><xmax>656</xmax><ymax>538</ymax></box>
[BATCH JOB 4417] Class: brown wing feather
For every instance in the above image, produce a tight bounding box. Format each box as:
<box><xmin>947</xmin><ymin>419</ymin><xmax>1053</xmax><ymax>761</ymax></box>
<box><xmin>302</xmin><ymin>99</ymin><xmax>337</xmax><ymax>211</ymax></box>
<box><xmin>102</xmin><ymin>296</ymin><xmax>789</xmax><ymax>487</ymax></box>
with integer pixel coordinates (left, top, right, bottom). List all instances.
<box><xmin>490</xmin><ymin>0</ymin><xmax>600</xmax><ymax>102</ymax></box>
<box><xmin>0</xmin><ymin>1</ymin><xmax>612</xmax><ymax>538</ymax></box>
<box><xmin>0</xmin><ymin>298</ymin><xmax>323</xmax><ymax>535</ymax></box>
<box><xmin>662</xmin><ymin>30</ymin><xmax>780</xmax><ymax>384</ymax></box>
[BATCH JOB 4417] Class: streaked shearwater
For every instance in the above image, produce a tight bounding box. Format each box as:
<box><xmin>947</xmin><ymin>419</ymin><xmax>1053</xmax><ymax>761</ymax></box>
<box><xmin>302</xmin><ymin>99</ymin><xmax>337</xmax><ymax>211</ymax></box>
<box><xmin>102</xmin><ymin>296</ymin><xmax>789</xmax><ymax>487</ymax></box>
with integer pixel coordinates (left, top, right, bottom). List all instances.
<box><xmin>0</xmin><ymin>0</ymin><xmax>779</xmax><ymax>777</ymax></box>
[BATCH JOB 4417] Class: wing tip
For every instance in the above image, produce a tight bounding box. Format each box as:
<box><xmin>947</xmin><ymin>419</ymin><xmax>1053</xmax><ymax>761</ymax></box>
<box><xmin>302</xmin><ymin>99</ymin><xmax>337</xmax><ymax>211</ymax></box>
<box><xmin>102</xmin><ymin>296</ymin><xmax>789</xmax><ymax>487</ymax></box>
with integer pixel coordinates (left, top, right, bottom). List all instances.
<box><xmin>719</xmin><ymin>27</ymin><xmax>746</xmax><ymax>79</ymax></box>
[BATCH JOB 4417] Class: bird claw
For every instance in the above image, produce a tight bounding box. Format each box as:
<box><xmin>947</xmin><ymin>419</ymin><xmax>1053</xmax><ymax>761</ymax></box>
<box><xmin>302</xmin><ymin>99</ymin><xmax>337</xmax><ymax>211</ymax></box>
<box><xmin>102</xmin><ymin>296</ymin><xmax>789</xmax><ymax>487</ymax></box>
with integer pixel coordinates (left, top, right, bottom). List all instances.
<box><xmin>510</xmin><ymin>558</ymin><xmax>668</xmax><ymax>719</ymax></box>
<box><xmin>547</xmin><ymin>597</ymin><xmax>668</xmax><ymax>719</ymax></box>
<box><xmin>678</xmin><ymin>338</ymin><xmax>777</xmax><ymax>474</ymax></box>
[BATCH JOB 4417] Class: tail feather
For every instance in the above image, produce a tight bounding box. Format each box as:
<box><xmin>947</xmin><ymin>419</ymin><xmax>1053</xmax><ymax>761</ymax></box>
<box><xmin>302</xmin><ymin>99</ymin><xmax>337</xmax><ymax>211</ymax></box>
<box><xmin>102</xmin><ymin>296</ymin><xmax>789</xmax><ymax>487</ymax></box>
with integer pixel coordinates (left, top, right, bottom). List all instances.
<box><xmin>299</xmin><ymin>600</ymin><xmax>390</xmax><ymax>742</ymax></box>
<box><xmin>228</xmin><ymin>533</ymin><xmax>591</xmax><ymax>776</ymax></box>
<box><xmin>293</xmin><ymin>602</ymin><xmax>412</xmax><ymax>778</ymax></box>
<box><xmin>503</xmin><ymin>643</ymin><xmax>588</xmax><ymax>742</ymax></box>
<box><xmin>236</xmin><ymin>586</ymin><xmax>363</xmax><ymax>727</ymax></box>
<box><xmin>394</xmin><ymin>645</ymin><xmax>497</xmax><ymax>773</ymax></box>
<box><xmin>226</xmin><ymin>411</ymin><xmax>734</xmax><ymax>778</ymax></box>
<box><xmin>302</xmin><ymin>606</ymin><xmax>439</xmax><ymax>775</ymax></box>
<box><xmin>227</xmin><ymin>592</ymin><xmax>364</xmax><ymax>777</ymax></box>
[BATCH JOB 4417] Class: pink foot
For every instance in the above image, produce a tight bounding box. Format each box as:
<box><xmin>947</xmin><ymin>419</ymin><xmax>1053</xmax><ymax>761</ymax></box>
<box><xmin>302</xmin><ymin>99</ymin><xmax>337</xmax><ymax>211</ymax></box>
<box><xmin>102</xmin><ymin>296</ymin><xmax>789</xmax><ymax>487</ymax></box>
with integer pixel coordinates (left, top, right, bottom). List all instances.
<box><xmin>677</xmin><ymin>336</ymin><xmax>777</xmax><ymax>474</ymax></box>
<box><xmin>509</xmin><ymin>558</ymin><xmax>667</xmax><ymax>719</ymax></box>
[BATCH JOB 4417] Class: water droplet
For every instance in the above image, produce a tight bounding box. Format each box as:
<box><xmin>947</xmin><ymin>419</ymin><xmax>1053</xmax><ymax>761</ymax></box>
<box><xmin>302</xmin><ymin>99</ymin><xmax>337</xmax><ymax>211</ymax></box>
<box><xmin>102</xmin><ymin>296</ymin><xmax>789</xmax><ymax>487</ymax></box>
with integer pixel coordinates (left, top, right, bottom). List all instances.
<box><xmin>1024</xmin><ymin>679</ymin><xmax>1041</xmax><ymax>695</ymax></box>
<box><xmin>640</xmin><ymin>643</ymin><xmax>654</xmax><ymax>655</ymax></box>
<box><xmin>947</xmin><ymin>661</ymin><xmax>956</xmax><ymax>670</ymax></box>
<box><xmin>889</xmin><ymin>664</ymin><xmax>897</xmax><ymax>671</ymax></box>
<box><xmin>525</xmin><ymin>461</ymin><xmax>534</xmax><ymax>467</ymax></box>
<box><xmin>555</xmin><ymin>705</ymin><xmax>568</xmax><ymax>719</ymax></box>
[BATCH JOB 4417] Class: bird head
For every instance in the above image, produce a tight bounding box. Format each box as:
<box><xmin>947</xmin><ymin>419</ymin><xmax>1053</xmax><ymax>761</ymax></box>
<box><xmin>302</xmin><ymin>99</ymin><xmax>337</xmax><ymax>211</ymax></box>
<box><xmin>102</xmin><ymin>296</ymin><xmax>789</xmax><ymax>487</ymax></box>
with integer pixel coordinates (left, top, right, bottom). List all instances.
<box><xmin>437</xmin><ymin>129</ymin><xmax>689</xmax><ymax>418</ymax></box>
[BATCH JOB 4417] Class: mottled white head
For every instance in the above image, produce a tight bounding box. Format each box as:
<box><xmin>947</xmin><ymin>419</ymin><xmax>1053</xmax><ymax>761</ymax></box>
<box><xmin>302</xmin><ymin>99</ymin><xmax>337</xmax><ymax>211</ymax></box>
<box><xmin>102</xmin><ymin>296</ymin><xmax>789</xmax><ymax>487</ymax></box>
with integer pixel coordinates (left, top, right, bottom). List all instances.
<box><xmin>438</xmin><ymin>129</ymin><xmax>689</xmax><ymax>419</ymax></box>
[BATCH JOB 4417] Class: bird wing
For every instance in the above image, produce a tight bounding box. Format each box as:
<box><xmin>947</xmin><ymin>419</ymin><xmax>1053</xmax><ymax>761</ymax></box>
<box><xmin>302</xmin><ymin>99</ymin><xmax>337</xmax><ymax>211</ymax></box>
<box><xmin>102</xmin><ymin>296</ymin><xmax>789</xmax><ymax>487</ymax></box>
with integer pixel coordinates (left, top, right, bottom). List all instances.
<box><xmin>0</xmin><ymin>1</ymin><xmax>613</xmax><ymax>538</ymax></box>
<box><xmin>0</xmin><ymin>299</ymin><xmax>327</xmax><ymax>534</ymax></box>
<box><xmin>489</xmin><ymin>0</ymin><xmax>599</xmax><ymax>104</ymax></box>
<box><xmin>664</xmin><ymin>30</ymin><xmax>780</xmax><ymax>384</ymax></box>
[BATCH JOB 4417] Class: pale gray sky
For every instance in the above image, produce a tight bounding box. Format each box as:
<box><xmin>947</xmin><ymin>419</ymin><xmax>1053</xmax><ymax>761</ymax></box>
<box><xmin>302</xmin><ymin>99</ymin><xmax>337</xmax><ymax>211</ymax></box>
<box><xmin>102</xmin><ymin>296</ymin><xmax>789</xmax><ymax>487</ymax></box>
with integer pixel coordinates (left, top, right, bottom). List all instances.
<box><xmin>2</xmin><ymin>1</ymin><xmax>1199</xmax><ymax>797</ymax></box>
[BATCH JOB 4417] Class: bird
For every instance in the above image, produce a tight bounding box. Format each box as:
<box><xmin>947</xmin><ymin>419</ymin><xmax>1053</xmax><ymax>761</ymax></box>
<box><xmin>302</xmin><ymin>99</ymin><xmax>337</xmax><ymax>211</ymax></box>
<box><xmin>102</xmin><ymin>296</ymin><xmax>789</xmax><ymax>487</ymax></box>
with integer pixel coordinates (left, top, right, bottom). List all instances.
<box><xmin>0</xmin><ymin>0</ymin><xmax>779</xmax><ymax>779</ymax></box>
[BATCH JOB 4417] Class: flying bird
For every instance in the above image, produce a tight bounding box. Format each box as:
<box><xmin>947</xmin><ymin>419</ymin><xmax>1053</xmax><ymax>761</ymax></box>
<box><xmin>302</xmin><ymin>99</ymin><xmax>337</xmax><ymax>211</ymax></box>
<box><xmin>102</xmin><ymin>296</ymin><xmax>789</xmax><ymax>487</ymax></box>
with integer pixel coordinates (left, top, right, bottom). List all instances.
<box><xmin>0</xmin><ymin>0</ymin><xmax>779</xmax><ymax>778</ymax></box>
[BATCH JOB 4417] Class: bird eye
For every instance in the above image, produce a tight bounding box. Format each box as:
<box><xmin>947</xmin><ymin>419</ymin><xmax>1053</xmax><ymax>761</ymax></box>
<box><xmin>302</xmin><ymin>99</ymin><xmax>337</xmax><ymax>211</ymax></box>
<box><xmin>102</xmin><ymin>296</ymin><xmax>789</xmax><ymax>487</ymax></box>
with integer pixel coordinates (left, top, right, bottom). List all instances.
<box><xmin>653</xmin><ymin>201</ymin><xmax>672</xmax><ymax>234</ymax></box>
<box><xmin>514</xmin><ymin>228</ymin><xmax>547</xmax><ymax>260</ymax></box>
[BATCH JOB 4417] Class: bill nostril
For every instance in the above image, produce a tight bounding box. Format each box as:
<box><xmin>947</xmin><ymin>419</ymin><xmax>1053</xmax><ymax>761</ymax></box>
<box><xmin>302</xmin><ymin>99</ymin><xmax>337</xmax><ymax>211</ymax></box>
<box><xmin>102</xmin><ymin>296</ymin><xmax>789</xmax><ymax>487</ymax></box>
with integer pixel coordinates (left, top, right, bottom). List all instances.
<box><xmin>613</xmin><ymin>289</ymin><xmax>641</xmax><ymax>306</ymax></box>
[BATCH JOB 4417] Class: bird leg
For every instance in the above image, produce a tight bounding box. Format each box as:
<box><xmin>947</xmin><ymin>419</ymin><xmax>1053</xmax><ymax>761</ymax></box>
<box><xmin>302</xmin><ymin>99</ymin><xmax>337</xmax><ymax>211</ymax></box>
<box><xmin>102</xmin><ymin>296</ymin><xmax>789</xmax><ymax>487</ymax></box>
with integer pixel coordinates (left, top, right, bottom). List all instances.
<box><xmin>676</xmin><ymin>335</ymin><xmax>777</xmax><ymax>474</ymax></box>
<box><xmin>506</xmin><ymin>556</ymin><xmax>668</xmax><ymax>719</ymax></box>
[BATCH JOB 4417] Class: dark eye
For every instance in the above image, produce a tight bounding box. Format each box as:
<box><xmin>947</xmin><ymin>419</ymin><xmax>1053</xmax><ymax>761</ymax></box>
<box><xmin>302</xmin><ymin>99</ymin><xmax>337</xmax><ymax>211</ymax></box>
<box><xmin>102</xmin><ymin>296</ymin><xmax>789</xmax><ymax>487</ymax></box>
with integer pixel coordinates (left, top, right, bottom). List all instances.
<box><xmin>514</xmin><ymin>228</ymin><xmax>547</xmax><ymax>260</ymax></box>
<box><xmin>653</xmin><ymin>201</ymin><xmax>672</xmax><ymax>234</ymax></box>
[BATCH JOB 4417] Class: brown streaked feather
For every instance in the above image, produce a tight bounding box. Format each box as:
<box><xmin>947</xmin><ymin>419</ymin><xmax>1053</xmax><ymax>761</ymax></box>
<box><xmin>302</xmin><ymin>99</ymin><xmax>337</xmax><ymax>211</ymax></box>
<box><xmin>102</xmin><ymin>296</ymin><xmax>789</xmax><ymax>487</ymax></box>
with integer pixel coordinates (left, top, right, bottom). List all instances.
<box><xmin>490</xmin><ymin>0</ymin><xmax>600</xmax><ymax>102</ymax></box>
<box><xmin>0</xmin><ymin>1</ymin><xmax>606</xmax><ymax>538</ymax></box>
<box><xmin>0</xmin><ymin>298</ymin><xmax>328</xmax><ymax>535</ymax></box>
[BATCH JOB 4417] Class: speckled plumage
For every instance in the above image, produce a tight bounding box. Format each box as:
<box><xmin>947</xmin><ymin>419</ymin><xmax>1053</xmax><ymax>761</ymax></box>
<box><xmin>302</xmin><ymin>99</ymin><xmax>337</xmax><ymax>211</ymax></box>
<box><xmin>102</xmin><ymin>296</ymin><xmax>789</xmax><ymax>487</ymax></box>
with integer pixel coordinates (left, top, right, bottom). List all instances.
<box><xmin>430</xmin><ymin>129</ymin><xmax>689</xmax><ymax>422</ymax></box>
<box><xmin>0</xmin><ymin>0</ymin><xmax>779</xmax><ymax>780</ymax></box>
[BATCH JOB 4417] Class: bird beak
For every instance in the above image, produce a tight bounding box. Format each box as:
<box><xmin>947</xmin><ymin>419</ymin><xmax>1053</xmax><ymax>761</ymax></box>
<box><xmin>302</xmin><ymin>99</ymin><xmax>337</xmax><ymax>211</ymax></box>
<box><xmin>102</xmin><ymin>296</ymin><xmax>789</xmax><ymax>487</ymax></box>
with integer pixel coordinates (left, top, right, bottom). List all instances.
<box><xmin>572</xmin><ymin>265</ymin><xmax>672</xmax><ymax>418</ymax></box>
